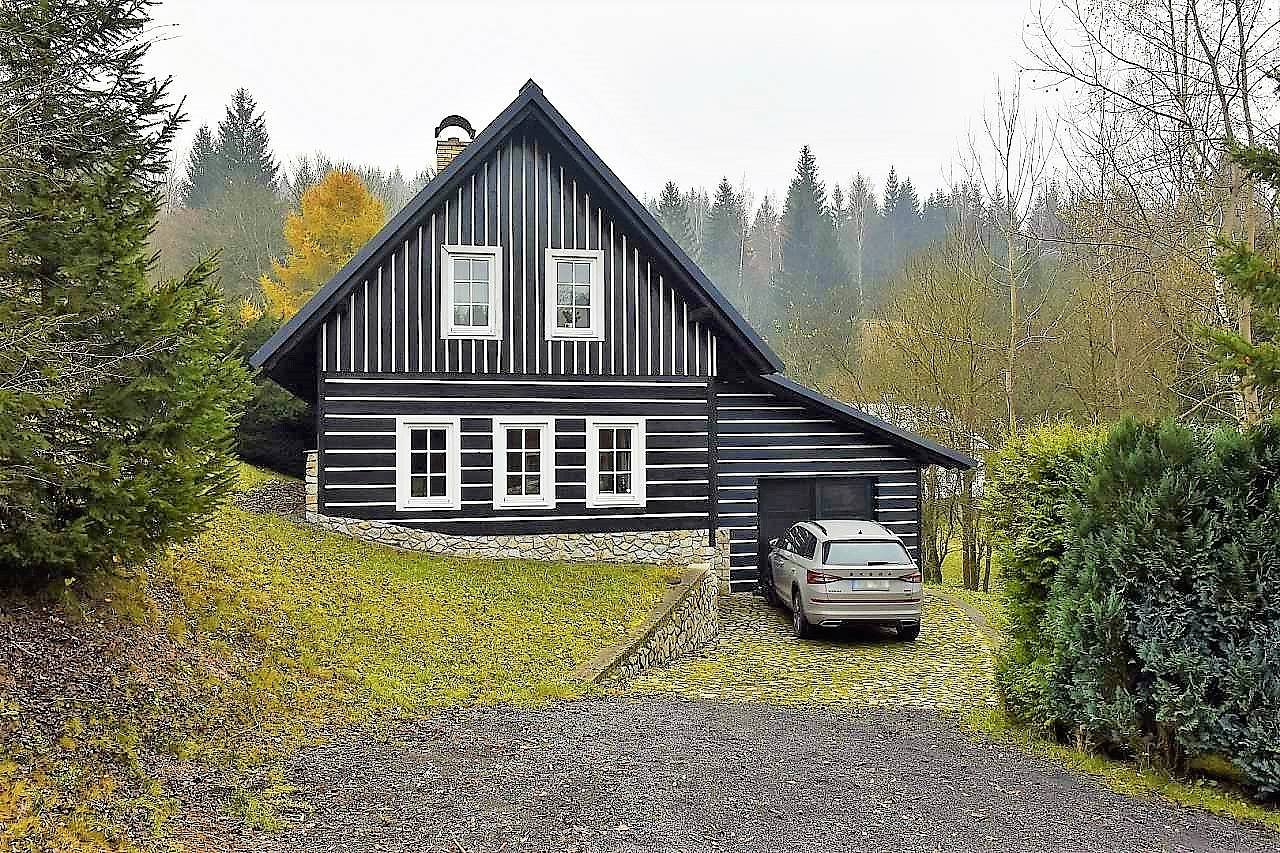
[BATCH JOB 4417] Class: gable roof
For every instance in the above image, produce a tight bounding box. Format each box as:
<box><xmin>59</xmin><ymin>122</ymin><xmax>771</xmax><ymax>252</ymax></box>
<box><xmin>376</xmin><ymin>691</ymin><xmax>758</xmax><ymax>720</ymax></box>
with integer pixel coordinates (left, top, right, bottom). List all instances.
<box><xmin>755</xmin><ymin>373</ymin><xmax>977</xmax><ymax>469</ymax></box>
<box><xmin>250</xmin><ymin>79</ymin><xmax>783</xmax><ymax>381</ymax></box>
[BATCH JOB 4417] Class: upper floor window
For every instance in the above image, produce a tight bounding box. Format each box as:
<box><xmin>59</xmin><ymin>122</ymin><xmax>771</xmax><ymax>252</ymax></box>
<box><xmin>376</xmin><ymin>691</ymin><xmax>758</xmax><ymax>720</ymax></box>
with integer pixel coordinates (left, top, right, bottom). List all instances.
<box><xmin>441</xmin><ymin>245</ymin><xmax>502</xmax><ymax>339</ymax></box>
<box><xmin>395</xmin><ymin>416</ymin><xmax>461</xmax><ymax>510</ymax></box>
<box><xmin>545</xmin><ymin>249</ymin><xmax>604</xmax><ymax>341</ymax></box>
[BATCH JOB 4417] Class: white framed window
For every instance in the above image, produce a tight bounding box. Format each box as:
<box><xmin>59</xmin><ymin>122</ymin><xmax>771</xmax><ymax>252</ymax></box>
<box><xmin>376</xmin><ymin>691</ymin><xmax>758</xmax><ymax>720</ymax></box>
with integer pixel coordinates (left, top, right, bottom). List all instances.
<box><xmin>395</xmin><ymin>416</ymin><xmax>461</xmax><ymax>510</ymax></box>
<box><xmin>441</xmin><ymin>244</ymin><xmax>503</xmax><ymax>339</ymax></box>
<box><xmin>586</xmin><ymin>417</ymin><xmax>646</xmax><ymax>508</ymax></box>
<box><xmin>492</xmin><ymin>416</ymin><xmax>556</xmax><ymax>510</ymax></box>
<box><xmin>545</xmin><ymin>248</ymin><xmax>604</xmax><ymax>340</ymax></box>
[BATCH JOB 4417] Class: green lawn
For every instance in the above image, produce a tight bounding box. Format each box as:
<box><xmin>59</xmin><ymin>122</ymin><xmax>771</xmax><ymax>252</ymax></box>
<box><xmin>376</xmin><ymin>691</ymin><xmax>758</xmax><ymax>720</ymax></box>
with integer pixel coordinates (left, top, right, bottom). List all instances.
<box><xmin>1</xmin><ymin>464</ymin><xmax>672</xmax><ymax>851</ymax></box>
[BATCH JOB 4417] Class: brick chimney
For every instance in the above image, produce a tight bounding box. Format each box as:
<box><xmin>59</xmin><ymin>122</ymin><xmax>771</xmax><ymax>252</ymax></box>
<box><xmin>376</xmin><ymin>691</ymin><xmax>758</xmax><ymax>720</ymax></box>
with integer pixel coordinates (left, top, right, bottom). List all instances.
<box><xmin>435</xmin><ymin>114</ymin><xmax>475</xmax><ymax>172</ymax></box>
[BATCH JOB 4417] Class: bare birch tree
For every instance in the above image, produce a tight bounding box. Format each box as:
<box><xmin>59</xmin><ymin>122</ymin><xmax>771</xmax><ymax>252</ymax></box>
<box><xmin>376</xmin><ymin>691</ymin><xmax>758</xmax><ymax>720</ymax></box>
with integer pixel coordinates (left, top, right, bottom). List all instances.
<box><xmin>1025</xmin><ymin>0</ymin><xmax>1280</xmax><ymax>422</ymax></box>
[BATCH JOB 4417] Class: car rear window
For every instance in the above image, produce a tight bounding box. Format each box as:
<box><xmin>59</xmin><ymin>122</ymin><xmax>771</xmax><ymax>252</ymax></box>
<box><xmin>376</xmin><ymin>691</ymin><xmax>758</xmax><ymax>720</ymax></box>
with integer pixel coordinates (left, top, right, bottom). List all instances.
<box><xmin>823</xmin><ymin>540</ymin><xmax>911</xmax><ymax>566</ymax></box>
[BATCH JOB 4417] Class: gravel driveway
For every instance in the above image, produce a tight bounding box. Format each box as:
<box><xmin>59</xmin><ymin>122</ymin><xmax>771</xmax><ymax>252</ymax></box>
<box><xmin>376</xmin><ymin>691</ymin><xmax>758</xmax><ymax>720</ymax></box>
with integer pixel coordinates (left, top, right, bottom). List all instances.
<box><xmin>237</xmin><ymin>696</ymin><xmax>1274</xmax><ymax>853</ymax></box>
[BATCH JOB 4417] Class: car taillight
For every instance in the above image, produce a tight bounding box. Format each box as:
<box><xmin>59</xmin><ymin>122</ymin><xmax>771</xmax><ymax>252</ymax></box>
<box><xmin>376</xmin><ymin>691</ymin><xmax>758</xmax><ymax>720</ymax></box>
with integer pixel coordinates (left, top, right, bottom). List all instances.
<box><xmin>806</xmin><ymin>570</ymin><xmax>841</xmax><ymax>584</ymax></box>
<box><xmin>899</xmin><ymin>571</ymin><xmax>922</xmax><ymax>583</ymax></box>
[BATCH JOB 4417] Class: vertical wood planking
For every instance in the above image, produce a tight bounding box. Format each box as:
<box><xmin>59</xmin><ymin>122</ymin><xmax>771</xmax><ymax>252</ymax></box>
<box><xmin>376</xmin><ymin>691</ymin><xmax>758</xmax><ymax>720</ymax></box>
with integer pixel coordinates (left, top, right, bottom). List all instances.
<box><xmin>323</xmin><ymin>132</ymin><xmax>723</xmax><ymax>378</ymax></box>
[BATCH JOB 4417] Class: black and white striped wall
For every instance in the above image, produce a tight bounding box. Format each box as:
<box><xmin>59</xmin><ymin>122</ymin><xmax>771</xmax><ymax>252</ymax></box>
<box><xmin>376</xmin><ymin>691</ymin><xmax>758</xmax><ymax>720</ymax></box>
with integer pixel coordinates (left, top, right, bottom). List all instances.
<box><xmin>714</xmin><ymin>380</ymin><xmax>923</xmax><ymax>590</ymax></box>
<box><xmin>315</xmin><ymin>128</ymin><xmax>720</xmax><ymax>379</ymax></box>
<box><xmin>318</xmin><ymin>375</ymin><xmax>713</xmax><ymax>535</ymax></box>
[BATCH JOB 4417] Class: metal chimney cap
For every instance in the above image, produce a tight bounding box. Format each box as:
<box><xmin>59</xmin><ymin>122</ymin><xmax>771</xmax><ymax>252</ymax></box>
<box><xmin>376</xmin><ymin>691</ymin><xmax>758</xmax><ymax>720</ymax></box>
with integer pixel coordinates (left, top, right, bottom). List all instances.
<box><xmin>434</xmin><ymin>114</ymin><xmax>475</xmax><ymax>141</ymax></box>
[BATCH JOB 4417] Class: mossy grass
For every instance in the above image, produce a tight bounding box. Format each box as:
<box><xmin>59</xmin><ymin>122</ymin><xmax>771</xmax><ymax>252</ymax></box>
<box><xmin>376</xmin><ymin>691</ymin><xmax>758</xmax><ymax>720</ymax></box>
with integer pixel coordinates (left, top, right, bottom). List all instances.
<box><xmin>2</xmin><ymin>463</ymin><xmax>671</xmax><ymax>849</ymax></box>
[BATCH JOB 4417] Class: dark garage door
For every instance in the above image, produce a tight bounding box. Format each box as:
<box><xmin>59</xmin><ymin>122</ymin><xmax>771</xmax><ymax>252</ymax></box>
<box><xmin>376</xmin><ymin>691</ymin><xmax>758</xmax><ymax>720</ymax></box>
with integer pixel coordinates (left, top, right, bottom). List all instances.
<box><xmin>756</xmin><ymin>477</ymin><xmax>875</xmax><ymax>578</ymax></box>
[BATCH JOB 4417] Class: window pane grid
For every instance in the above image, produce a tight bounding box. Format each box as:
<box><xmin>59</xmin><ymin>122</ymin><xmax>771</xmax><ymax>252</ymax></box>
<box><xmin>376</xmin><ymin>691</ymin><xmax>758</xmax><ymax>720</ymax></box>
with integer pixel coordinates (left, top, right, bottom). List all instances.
<box><xmin>505</xmin><ymin>427</ymin><xmax>542</xmax><ymax>497</ymax></box>
<box><xmin>554</xmin><ymin>257</ymin><xmax>593</xmax><ymax>329</ymax></box>
<box><xmin>408</xmin><ymin>427</ymin><xmax>449</xmax><ymax>499</ymax></box>
<box><xmin>597</xmin><ymin>427</ymin><xmax>634</xmax><ymax>495</ymax></box>
<box><xmin>451</xmin><ymin>255</ymin><xmax>492</xmax><ymax>328</ymax></box>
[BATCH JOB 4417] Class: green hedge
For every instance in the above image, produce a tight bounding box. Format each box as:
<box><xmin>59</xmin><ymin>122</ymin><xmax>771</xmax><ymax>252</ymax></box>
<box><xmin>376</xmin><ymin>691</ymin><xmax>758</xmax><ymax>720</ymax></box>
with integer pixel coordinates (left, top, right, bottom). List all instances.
<box><xmin>988</xmin><ymin>417</ymin><xmax>1280</xmax><ymax>796</ymax></box>
<box><xmin>985</xmin><ymin>423</ymin><xmax>1103</xmax><ymax>723</ymax></box>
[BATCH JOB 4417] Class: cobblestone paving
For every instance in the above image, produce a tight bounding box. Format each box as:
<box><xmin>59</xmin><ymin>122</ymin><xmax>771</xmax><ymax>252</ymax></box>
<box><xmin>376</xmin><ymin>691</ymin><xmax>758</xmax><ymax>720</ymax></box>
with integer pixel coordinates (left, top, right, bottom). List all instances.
<box><xmin>625</xmin><ymin>591</ymin><xmax>997</xmax><ymax>711</ymax></box>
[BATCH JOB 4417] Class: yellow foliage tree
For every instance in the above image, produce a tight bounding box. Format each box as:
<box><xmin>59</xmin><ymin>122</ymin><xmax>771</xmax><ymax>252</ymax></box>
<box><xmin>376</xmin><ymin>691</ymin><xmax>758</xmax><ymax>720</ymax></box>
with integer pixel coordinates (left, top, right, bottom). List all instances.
<box><xmin>260</xmin><ymin>170</ymin><xmax>385</xmax><ymax>319</ymax></box>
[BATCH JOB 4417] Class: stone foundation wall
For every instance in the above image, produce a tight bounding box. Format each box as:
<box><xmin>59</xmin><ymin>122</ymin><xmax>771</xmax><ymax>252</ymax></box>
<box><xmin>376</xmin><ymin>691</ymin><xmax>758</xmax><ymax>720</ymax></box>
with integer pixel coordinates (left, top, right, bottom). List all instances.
<box><xmin>304</xmin><ymin>451</ymin><xmax>732</xmax><ymax>580</ymax></box>
<box><xmin>571</xmin><ymin>562</ymin><xmax>719</xmax><ymax>684</ymax></box>
<box><xmin>603</xmin><ymin>564</ymin><xmax>718</xmax><ymax>682</ymax></box>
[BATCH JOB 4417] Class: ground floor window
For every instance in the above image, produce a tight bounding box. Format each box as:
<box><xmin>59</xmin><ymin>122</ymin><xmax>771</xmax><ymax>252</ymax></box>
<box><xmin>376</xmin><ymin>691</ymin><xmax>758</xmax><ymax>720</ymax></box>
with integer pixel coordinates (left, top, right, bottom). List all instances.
<box><xmin>395</xmin><ymin>417</ymin><xmax>461</xmax><ymax>510</ymax></box>
<box><xmin>493</xmin><ymin>416</ymin><xmax>556</xmax><ymax>509</ymax></box>
<box><xmin>586</xmin><ymin>417</ymin><xmax>646</xmax><ymax>507</ymax></box>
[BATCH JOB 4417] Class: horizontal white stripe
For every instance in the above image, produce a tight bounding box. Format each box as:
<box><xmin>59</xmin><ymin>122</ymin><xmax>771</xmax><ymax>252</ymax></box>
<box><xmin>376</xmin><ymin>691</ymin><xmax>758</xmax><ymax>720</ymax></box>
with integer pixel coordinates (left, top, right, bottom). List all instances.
<box><xmin>329</xmin><ymin>413</ymin><xmax>707</xmax><ymax>423</ymax></box>
<box><xmin>715</xmin><ymin>432</ymin><xmax>867</xmax><ymax>439</ymax></box>
<box><xmin>719</xmin><ymin>499</ymin><xmax>757</xmax><ymax>504</ymax></box>
<box><xmin>376</xmin><ymin>511</ymin><xmax>707</xmax><ymax>523</ymax></box>
<box><xmin>719</xmin><ymin>419</ymin><xmax>834</xmax><ymax>425</ymax></box>
<box><xmin>330</xmin><ymin>396</ymin><xmax>705</xmax><ymax>405</ymax></box>
<box><xmin>718</xmin><ymin>457</ymin><xmax>910</xmax><ymax>465</ymax></box>
<box><xmin>326</xmin><ymin>377</ymin><xmax>707</xmax><ymax>388</ymax></box>
<box><xmin>718</xmin><ymin>444</ymin><xmax>889</xmax><ymax>452</ymax></box>
<box><xmin>719</xmin><ymin>470</ymin><xmax>915</xmax><ymax>479</ymax></box>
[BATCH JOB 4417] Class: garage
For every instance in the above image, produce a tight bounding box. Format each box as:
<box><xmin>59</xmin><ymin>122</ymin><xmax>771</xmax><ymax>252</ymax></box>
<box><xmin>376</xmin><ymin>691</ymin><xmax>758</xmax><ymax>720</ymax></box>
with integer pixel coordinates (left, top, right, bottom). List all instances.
<box><xmin>756</xmin><ymin>476</ymin><xmax>875</xmax><ymax>575</ymax></box>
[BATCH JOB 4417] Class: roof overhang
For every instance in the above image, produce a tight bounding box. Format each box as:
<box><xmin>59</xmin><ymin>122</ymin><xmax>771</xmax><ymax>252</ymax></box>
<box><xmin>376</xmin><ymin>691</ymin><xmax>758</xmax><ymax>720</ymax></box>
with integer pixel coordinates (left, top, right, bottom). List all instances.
<box><xmin>754</xmin><ymin>373</ymin><xmax>978</xmax><ymax>469</ymax></box>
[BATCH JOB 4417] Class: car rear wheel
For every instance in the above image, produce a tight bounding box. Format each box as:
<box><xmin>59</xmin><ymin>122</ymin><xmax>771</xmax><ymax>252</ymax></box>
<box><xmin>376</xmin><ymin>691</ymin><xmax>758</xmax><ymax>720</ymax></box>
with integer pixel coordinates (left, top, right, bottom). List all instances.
<box><xmin>792</xmin><ymin>589</ymin><xmax>814</xmax><ymax>639</ymax></box>
<box><xmin>898</xmin><ymin>621</ymin><xmax>921</xmax><ymax>641</ymax></box>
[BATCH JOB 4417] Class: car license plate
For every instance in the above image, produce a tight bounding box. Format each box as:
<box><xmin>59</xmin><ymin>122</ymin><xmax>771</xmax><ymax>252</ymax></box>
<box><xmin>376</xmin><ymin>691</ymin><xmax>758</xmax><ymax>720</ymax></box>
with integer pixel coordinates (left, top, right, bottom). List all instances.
<box><xmin>851</xmin><ymin>579</ymin><xmax>891</xmax><ymax>591</ymax></box>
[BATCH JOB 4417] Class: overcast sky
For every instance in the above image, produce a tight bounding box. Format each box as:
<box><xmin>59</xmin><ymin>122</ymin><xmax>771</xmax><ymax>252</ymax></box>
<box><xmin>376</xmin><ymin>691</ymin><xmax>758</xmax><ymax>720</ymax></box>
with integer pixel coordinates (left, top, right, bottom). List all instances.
<box><xmin>148</xmin><ymin>0</ymin><xmax>1048</xmax><ymax>203</ymax></box>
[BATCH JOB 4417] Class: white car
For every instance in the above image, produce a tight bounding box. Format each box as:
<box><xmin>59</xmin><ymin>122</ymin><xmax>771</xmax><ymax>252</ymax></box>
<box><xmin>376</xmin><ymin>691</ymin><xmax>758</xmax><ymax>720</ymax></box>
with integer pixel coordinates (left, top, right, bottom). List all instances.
<box><xmin>766</xmin><ymin>520</ymin><xmax>922</xmax><ymax>640</ymax></box>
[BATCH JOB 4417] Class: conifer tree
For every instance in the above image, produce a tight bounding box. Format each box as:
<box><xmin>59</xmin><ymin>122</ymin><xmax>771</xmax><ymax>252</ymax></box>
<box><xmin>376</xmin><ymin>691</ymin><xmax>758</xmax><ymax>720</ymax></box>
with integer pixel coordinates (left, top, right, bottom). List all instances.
<box><xmin>779</xmin><ymin>145</ymin><xmax>846</xmax><ymax>304</ymax></box>
<box><xmin>0</xmin><ymin>0</ymin><xmax>250</xmax><ymax>584</ymax></box>
<box><xmin>261</xmin><ymin>170</ymin><xmax>386</xmax><ymax>319</ymax></box>
<box><xmin>181</xmin><ymin>124</ymin><xmax>218</xmax><ymax>207</ymax></box>
<box><xmin>214</xmin><ymin>88</ymin><xmax>278</xmax><ymax>191</ymax></box>
<box><xmin>703</xmin><ymin>177</ymin><xmax>747</xmax><ymax>293</ymax></box>
<box><xmin>655</xmin><ymin>180</ymin><xmax>693</xmax><ymax>253</ymax></box>
<box><xmin>1203</xmin><ymin>144</ymin><xmax>1280</xmax><ymax>405</ymax></box>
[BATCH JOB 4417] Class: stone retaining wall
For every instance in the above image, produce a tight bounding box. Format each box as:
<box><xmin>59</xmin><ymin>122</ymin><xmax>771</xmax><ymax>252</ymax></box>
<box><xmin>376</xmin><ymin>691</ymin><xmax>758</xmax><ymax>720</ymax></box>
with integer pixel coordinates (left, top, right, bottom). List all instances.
<box><xmin>573</xmin><ymin>563</ymin><xmax>720</xmax><ymax>684</ymax></box>
<box><xmin>304</xmin><ymin>451</ymin><xmax>732</xmax><ymax>581</ymax></box>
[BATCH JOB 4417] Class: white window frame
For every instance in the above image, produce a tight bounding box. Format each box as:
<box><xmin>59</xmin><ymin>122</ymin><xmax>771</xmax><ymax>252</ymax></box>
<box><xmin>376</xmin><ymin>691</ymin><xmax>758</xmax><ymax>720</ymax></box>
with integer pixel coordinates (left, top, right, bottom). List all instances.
<box><xmin>394</xmin><ymin>416</ymin><xmax>462</xmax><ymax>511</ymax></box>
<box><xmin>441</xmin><ymin>244</ymin><xmax>503</xmax><ymax>339</ymax></box>
<box><xmin>544</xmin><ymin>248</ymin><xmax>605</xmax><ymax>341</ymax></box>
<box><xmin>492</xmin><ymin>416</ymin><xmax>556</xmax><ymax>510</ymax></box>
<box><xmin>586</xmin><ymin>417</ymin><xmax>647</xmax><ymax>508</ymax></box>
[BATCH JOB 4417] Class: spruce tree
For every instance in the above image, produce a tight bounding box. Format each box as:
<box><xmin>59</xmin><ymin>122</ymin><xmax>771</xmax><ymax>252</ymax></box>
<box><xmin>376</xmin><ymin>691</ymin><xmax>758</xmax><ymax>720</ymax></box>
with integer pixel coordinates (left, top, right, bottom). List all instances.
<box><xmin>703</xmin><ymin>177</ymin><xmax>746</xmax><ymax>293</ymax></box>
<box><xmin>779</xmin><ymin>145</ymin><xmax>846</xmax><ymax>305</ymax></box>
<box><xmin>1203</xmin><ymin>144</ymin><xmax>1280</xmax><ymax>404</ymax></box>
<box><xmin>0</xmin><ymin>0</ymin><xmax>250</xmax><ymax>584</ymax></box>
<box><xmin>214</xmin><ymin>87</ymin><xmax>278</xmax><ymax>191</ymax></box>
<box><xmin>655</xmin><ymin>180</ymin><xmax>693</xmax><ymax>253</ymax></box>
<box><xmin>181</xmin><ymin>124</ymin><xmax>218</xmax><ymax>207</ymax></box>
